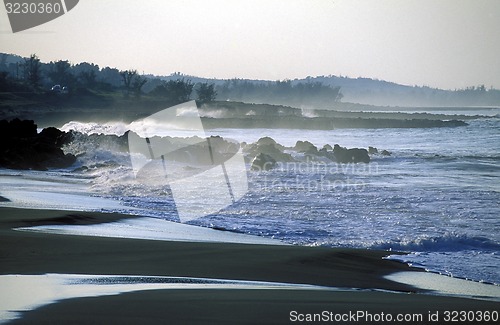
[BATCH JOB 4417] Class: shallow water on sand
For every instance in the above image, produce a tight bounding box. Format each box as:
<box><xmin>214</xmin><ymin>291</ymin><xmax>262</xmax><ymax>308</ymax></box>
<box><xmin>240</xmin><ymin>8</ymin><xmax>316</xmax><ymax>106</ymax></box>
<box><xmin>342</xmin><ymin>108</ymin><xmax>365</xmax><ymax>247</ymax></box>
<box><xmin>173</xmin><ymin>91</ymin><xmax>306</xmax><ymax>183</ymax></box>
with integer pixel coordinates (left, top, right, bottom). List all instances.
<box><xmin>0</xmin><ymin>274</ymin><xmax>332</xmax><ymax>323</ymax></box>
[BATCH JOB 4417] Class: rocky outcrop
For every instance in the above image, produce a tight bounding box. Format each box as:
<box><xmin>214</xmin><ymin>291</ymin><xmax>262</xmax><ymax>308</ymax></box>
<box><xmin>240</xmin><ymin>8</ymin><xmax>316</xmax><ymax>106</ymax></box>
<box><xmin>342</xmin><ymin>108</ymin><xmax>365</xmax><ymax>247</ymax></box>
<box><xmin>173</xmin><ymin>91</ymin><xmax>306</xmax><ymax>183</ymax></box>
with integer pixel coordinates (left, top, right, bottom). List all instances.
<box><xmin>255</xmin><ymin>136</ymin><xmax>285</xmax><ymax>150</ymax></box>
<box><xmin>322</xmin><ymin>144</ymin><xmax>333</xmax><ymax>151</ymax></box>
<box><xmin>244</xmin><ymin>137</ymin><xmax>294</xmax><ymax>163</ymax></box>
<box><xmin>367</xmin><ymin>146</ymin><xmax>392</xmax><ymax>157</ymax></box>
<box><xmin>294</xmin><ymin>140</ymin><xmax>317</xmax><ymax>153</ymax></box>
<box><xmin>333</xmin><ymin>144</ymin><xmax>370</xmax><ymax>163</ymax></box>
<box><xmin>0</xmin><ymin>119</ymin><xmax>76</xmax><ymax>170</ymax></box>
<box><xmin>251</xmin><ymin>153</ymin><xmax>277</xmax><ymax>171</ymax></box>
<box><xmin>381</xmin><ymin>149</ymin><xmax>391</xmax><ymax>156</ymax></box>
<box><xmin>244</xmin><ymin>137</ymin><xmax>374</xmax><ymax>169</ymax></box>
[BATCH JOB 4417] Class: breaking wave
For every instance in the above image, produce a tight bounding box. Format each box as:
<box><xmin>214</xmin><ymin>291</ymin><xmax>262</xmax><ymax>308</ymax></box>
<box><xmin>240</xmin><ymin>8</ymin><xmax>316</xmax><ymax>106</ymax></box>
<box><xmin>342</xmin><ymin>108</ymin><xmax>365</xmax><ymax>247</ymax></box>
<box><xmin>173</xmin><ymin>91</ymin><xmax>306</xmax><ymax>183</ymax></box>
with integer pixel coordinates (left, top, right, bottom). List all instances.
<box><xmin>61</xmin><ymin>121</ymin><xmax>130</xmax><ymax>136</ymax></box>
<box><xmin>371</xmin><ymin>233</ymin><xmax>500</xmax><ymax>252</ymax></box>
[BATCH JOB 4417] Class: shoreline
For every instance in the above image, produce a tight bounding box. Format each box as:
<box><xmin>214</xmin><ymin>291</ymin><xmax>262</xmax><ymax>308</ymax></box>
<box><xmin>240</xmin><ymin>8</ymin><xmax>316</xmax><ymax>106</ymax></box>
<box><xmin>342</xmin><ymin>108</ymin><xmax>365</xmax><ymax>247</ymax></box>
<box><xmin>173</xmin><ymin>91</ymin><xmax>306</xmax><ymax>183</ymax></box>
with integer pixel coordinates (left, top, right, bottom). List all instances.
<box><xmin>0</xmin><ymin>207</ymin><xmax>418</xmax><ymax>291</ymax></box>
<box><xmin>1</xmin><ymin>207</ymin><xmax>499</xmax><ymax>323</ymax></box>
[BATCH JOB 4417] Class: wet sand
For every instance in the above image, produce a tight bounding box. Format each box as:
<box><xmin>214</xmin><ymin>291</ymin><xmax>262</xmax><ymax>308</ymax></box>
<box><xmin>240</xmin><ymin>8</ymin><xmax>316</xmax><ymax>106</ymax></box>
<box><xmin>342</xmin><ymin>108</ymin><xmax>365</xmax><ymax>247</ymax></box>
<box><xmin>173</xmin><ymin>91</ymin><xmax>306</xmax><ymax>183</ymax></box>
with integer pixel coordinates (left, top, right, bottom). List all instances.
<box><xmin>1</xmin><ymin>207</ymin><xmax>498</xmax><ymax>324</ymax></box>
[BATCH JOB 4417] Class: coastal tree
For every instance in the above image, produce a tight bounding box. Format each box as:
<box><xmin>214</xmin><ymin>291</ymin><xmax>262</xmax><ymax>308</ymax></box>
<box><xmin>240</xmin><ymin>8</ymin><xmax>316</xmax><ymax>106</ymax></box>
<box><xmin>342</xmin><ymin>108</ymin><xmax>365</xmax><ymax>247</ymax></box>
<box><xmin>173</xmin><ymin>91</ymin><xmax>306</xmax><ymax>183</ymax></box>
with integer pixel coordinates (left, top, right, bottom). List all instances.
<box><xmin>120</xmin><ymin>69</ymin><xmax>137</xmax><ymax>97</ymax></box>
<box><xmin>21</xmin><ymin>54</ymin><xmax>41</xmax><ymax>90</ymax></box>
<box><xmin>0</xmin><ymin>71</ymin><xmax>9</xmax><ymax>90</ymax></box>
<box><xmin>100</xmin><ymin>67</ymin><xmax>122</xmax><ymax>88</ymax></box>
<box><xmin>120</xmin><ymin>69</ymin><xmax>148</xmax><ymax>97</ymax></box>
<box><xmin>196</xmin><ymin>82</ymin><xmax>217</xmax><ymax>104</ymax></box>
<box><xmin>74</xmin><ymin>62</ymin><xmax>100</xmax><ymax>89</ymax></box>
<box><xmin>150</xmin><ymin>79</ymin><xmax>194</xmax><ymax>104</ymax></box>
<box><xmin>215</xmin><ymin>79</ymin><xmax>343</xmax><ymax>106</ymax></box>
<box><xmin>166</xmin><ymin>79</ymin><xmax>194</xmax><ymax>103</ymax></box>
<box><xmin>78</xmin><ymin>70</ymin><xmax>97</xmax><ymax>89</ymax></box>
<box><xmin>47</xmin><ymin>60</ymin><xmax>76</xmax><ymax>90</ymax></box>
<box><xmin>132</xmin><ymin>74</ymin><xmax>148</xmax><ymax>97</ymax></box>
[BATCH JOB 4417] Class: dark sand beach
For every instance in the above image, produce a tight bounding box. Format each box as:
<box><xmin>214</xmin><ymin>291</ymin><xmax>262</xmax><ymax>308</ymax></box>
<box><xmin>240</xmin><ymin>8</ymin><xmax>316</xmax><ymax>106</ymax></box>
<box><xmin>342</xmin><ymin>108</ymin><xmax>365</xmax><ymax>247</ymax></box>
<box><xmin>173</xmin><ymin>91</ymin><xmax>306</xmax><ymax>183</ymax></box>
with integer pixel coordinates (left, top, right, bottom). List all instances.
<box><xmin>1</xmin><ymin>207</ymin><xmax>499</xmax><ymax>324</ymax></box>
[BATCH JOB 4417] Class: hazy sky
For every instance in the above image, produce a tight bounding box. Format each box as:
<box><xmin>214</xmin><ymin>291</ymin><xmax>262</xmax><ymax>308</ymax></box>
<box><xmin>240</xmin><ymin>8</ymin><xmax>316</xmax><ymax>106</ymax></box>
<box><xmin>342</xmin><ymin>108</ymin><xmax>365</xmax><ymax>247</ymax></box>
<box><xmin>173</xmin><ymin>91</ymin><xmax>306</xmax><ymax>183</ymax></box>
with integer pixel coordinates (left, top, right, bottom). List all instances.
<box><xmin>1</xmin><ymin>0</ymin><xmax>499</xmax><ymax>90</ymax></box>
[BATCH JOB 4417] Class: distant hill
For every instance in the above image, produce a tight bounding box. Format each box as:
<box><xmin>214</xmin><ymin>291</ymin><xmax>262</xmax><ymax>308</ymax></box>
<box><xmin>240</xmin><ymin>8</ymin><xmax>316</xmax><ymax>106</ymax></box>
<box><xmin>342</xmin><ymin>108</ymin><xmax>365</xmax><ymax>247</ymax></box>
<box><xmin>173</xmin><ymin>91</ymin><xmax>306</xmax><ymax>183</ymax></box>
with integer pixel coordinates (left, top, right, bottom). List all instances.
<box><xmin>147</xmin><ymin>72</ymin><xmax>500</xmax><ymax>108</ymax></box>
<box><xmin>291</xmin><ymin>75</ymin><xmax>500</xmax><ymax>107</ymax></box>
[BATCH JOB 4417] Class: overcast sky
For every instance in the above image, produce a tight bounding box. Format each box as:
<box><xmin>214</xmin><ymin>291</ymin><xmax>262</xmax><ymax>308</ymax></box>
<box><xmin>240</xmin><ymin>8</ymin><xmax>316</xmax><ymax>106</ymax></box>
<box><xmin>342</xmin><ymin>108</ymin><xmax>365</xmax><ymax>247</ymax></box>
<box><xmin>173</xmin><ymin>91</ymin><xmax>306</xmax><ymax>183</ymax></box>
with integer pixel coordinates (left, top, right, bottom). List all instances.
<box><xmin>1</xmin><ymin>0</ymin><xmax>499</xmax><ymax>90</ymax></box>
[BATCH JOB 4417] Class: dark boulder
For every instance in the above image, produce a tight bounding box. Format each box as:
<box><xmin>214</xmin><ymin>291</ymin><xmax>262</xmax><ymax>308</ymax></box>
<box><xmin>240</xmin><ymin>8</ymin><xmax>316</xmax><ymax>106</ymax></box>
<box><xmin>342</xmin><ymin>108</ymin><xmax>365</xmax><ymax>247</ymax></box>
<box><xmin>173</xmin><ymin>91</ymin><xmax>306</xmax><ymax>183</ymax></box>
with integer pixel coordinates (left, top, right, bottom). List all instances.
<box><xmin>333</xmin><ymin>144</ymin><xmax>370</xmax><ymax>163</ymax></box>
<box><xmin>317</xmin><ymin>144</ymin><xmax>335</xmax><ymax>160</ymax></box>
<box><xmin>251</xmin><ymin>153</ymin><xmax>277</xmax><ymax>171</ymax></box>
<box><xmin>39</xmin><ymin>127</ymin><xmax>73</xmax><ymax>147</ymax></box>
<box><xmin>349</xmin><ymin>148</ymin><xmax>370</xmax><ymax>163</ymax></box>
<box><xmin>322</xmin><ymin>144</ymin><xmax>333</xmax><ymax>151</ymax></box>
<box><xmin>381</xmin><ymin>150</ymin><xmax>391</xmax><ymax>156</ymax></box>
<box><xmin>255</xmin><ymin>136</ymin><xmax>285</xmax><ymax>150</ymax></box>
<box><xmin>294</xmin><ymin>140</ymin><xmax>317</xmax><ymax>153</ymax></box>
<box><xmin>304</xmin><ymin>146</ymin><xmax>319</xmax><ymax>156</ymax></box>
<box><xmin>0</xmin><ymin>118</ymin><xmax>37</xmax><ymax>139</ymax></box>
<box><xmin>244</xmin><ymin>138</ymin><xmax>294</xmax><ymax>162</ymax></box>
<box><xmin>0</xmin><ymin>119</ymin><xmax>76</xmax><ymax>170</ymax></box>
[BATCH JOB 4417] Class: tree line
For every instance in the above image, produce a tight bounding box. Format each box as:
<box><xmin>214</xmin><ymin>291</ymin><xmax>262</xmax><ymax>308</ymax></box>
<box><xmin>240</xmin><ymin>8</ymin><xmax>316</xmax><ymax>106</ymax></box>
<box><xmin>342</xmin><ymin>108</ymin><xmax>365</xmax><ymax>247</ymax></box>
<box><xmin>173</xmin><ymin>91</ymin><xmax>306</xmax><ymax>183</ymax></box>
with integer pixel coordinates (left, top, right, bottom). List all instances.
<box><xmin>3</xmin><ymin>53</ymin><xmax>499</xmax><ymax>108</ymax></box>
<box><xmin>216</xmin><ymin>79</ymin><xmax>343</xmax><ymax>107</ymax></box>
<box><xmin>0</xmin><ymin>53</ymin><xmax>350</xmax><ymax>108</ymax></box>
<box><xmin>0</xmin><ymin>54</ymin><xmax>217</xmax><ymax>105</ymax></box>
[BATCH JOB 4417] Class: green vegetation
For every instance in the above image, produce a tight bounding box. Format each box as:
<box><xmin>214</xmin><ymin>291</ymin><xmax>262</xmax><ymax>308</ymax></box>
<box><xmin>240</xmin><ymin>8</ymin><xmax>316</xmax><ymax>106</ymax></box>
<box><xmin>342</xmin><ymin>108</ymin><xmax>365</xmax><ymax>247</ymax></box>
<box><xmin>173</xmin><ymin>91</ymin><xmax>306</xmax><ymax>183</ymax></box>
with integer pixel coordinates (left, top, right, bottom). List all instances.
<box><xmin>0</xmin><ymin>53</ymin><xmax>215</xmax><ymax>108</ymax></box>
<box><xmin>196</xmin><ymin>82</ymin><xmax>217</xmax><ymax>104</ymax></box>
<box><xmin>149</xmin><ymin>79</ymin><xmax>194</xmax><ymax>103</ymax></box>
<box><xmin>119</xmin><ymin>69</ymin><xmax>148</xmax><ymax>98</ymax></box>
<box><xmin>0</xmin><ymin>53</ymin><xmax>350</xmax><ymax>111</ymax></box>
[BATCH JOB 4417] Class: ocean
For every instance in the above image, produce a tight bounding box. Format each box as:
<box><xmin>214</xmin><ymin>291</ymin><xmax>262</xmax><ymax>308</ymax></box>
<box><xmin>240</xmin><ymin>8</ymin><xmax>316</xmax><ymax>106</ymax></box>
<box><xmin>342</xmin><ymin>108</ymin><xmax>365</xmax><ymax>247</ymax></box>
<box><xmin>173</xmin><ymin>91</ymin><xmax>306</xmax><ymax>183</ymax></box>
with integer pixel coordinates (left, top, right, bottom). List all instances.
<box><xmin>1</xmin><ymin>108</ymin><xmax>499</xmax><ymax>285</ymax></box>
